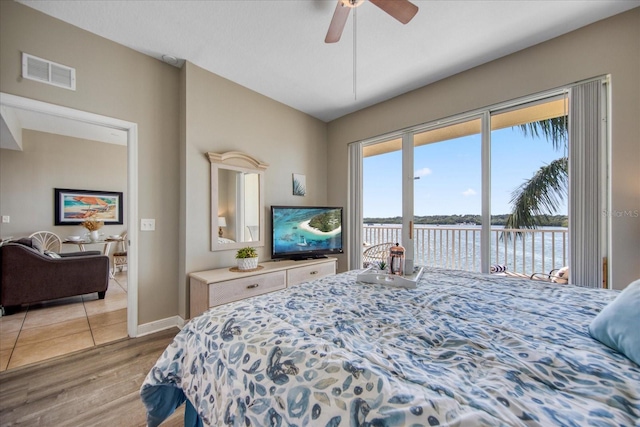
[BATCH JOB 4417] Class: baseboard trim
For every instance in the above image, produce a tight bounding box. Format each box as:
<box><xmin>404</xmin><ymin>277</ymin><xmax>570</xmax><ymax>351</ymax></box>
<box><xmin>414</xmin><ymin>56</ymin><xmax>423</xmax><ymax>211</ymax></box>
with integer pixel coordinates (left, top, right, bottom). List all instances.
<box><xmin>136</xmin><ymin>316</ymin><xmax>185</xmax><ymax>337</ymax></box>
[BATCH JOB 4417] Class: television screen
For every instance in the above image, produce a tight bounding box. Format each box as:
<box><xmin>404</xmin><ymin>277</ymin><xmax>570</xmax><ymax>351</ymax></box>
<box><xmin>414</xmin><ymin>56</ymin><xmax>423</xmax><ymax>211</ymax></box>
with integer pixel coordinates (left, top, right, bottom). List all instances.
<box><xmin>271</xmin><ymin>206</ymin><xmax>343</xmax><ymax>260</ymax></box>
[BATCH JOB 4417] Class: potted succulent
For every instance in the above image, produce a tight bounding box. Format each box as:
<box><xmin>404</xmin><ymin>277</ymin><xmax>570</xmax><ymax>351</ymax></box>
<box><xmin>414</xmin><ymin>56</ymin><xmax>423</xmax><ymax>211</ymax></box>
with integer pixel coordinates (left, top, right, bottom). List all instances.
<box><xmin>236</xmin><ymin>246</ymin><xmax>259</xmax><ymax>270</ymax></box>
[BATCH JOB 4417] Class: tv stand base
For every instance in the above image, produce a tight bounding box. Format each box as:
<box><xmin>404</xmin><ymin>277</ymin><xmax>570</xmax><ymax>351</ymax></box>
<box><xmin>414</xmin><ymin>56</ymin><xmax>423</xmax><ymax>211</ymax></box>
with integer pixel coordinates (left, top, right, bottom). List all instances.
<box><xmin>291</xmin><ymin>255</ymin><xmax>328</xmax><ymax>261</ymax></box>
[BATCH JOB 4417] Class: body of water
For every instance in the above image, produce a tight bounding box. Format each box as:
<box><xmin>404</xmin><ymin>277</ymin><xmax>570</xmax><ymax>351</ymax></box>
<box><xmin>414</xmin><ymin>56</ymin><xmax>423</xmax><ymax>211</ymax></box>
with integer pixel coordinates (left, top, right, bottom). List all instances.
<box><xmin>364</xmin><ymin>224</ymin><xmax>568</xmax><ymax>276</ymax></box>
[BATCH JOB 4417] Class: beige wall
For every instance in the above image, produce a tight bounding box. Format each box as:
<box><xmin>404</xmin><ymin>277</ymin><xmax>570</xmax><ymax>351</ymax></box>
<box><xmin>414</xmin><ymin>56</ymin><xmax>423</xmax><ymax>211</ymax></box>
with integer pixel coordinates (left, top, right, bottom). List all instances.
<box><xmin>0</xmin><ymin>130</ymin><xmax>127</xmax><ymax>246</ymax></box>
<box><xmin>181</xmin><ymin>62</ymin><xmax>329</xmax><ymax>318</ymax></box>
<box><xmin>1</xmin><ymin>1</ymin><xmax>181</xmax><ymax>324</ymax></box>
<box><xmin>327</xmin><ymin>8</ymin><xmax>640</xmax><ymax>290</ymax></box>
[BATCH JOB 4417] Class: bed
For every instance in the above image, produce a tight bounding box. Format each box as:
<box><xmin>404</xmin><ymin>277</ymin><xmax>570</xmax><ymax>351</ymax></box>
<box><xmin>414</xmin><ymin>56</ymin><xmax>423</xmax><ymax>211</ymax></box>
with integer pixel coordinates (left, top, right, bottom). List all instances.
<box><xmin>141</xmin><ymin>267</ymin><xmax>640</xmax><ymax>426</ymax></box>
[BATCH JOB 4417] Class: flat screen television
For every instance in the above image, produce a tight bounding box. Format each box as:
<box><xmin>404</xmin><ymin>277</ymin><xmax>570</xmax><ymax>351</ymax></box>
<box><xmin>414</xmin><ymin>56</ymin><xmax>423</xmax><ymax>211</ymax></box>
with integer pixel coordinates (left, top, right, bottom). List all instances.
<box><xmin>271</xmin><ymin>205</ymin><xmax>343</xmax><ymax>260</ymax></box>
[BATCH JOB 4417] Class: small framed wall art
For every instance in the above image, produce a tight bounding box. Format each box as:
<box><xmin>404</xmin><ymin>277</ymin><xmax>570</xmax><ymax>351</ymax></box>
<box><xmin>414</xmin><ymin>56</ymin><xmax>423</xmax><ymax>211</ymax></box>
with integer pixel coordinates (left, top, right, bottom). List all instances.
<box><xmin>292</xmin><ymin>173</ymin><xmax>306</xmax><ymax>196</ymax></box>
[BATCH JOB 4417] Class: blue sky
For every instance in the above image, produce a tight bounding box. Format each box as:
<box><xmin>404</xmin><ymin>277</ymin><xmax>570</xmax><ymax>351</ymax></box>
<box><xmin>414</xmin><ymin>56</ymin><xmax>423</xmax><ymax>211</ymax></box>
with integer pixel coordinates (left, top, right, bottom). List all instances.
<box><xmin>363</xmin><ymin>127</ymin><xmax>568</xmax><ymax>217</ymax></box>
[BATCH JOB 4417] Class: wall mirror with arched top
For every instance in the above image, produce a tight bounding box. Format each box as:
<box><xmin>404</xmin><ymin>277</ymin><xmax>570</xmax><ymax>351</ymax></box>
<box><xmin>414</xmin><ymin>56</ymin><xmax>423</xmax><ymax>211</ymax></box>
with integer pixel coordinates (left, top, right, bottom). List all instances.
<box><xmin>208</xmin><ymin>151</ymin><xmax>268</xmax><ymax>252</ymax></box>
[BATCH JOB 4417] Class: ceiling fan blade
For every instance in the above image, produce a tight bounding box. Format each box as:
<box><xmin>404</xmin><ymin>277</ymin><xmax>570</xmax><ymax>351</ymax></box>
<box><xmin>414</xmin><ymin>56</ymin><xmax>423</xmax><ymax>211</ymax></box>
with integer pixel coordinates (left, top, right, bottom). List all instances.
<box><xmin>325</xmin><ymin>1</ymin><xmax>351</xmax><ymax>43</ymax></box>
<box><xmin>369</xmin><ymin>0</ymin><xmax>418</xmax><ymax>24</ymax></box>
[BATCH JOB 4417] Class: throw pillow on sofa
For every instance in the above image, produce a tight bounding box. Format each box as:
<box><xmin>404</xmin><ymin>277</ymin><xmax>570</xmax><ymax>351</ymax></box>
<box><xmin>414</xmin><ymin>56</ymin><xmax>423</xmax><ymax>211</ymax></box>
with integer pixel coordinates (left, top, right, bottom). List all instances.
<box><xmin>12</xmin><ymin>237</ymin><xmax>44</xmax><ymax>254</ymax></box>
<box><xmin>44</xmin><ymin>250</ymin><xmax>62</xmax><ymax>258</ymax></box>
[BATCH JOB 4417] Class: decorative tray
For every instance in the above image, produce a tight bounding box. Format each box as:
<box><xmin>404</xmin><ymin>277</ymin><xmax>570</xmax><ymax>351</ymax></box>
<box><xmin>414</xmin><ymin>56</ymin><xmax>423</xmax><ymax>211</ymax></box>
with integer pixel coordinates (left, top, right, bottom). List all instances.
<box><xmin>356</xmin><ymin>267</ymin><xmax>424</xmax><ymax>289</ymax></box>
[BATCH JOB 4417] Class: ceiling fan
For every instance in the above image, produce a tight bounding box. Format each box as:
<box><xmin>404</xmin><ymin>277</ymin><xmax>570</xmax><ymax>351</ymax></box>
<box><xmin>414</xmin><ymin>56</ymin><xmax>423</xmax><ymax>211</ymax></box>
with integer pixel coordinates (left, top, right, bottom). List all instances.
<box><xmin>325</xmin><ymin>0</ymin><xmax>419</xmax><ymax>43</ymax></box>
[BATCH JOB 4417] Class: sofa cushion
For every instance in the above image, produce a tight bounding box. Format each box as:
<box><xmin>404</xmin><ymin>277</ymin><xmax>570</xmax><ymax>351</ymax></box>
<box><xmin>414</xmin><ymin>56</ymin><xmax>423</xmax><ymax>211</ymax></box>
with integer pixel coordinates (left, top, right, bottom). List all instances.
<box><xmin>58</xmin><ymin>250</ymin><xmax>102</xmax><ymax>257</ymax></box>
<box><xmin>44</xmin><ymin>250</ymin><xmax>62</xmax><ymax>258</ymax></box>
<box><xmin>13</xmin><ymin>237</ymin><xmax>34</xmax><ymax>247</ymax></box>
<box><xmin>12</xmin><ymin>237</ymin><xmax>44</xmax><ymax>254</ymax></box>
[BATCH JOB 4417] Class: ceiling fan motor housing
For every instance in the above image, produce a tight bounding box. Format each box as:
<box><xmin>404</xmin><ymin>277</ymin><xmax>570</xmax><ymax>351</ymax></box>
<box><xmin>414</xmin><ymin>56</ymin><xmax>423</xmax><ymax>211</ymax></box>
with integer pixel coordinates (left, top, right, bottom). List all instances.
<box><xmin>327</xmin><ymin>0</ymin><xmax>418</xmax><ymax>43</ymax></box>
<box><xmin>341</xmin><ymin>0</ymin><xmax>365</xmax><ymax>8</ymax></box>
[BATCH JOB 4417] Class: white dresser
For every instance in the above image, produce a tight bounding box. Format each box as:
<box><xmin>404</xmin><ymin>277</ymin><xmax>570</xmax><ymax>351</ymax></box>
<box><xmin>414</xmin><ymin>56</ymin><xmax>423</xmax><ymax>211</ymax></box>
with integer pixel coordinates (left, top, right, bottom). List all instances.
<box><xmin>189</xmin><ymin>257</ymin><xmax>337</xmax><ymax>318</ymax></box>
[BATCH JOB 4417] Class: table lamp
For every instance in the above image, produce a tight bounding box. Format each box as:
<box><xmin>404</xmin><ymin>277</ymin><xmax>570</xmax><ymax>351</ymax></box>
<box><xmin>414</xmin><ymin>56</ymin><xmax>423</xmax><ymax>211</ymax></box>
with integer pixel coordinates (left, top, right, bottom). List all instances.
<box><xmin>218</xmin><ymin>217</ymin><xmax>227</xmax><ymax>237</ymax></box>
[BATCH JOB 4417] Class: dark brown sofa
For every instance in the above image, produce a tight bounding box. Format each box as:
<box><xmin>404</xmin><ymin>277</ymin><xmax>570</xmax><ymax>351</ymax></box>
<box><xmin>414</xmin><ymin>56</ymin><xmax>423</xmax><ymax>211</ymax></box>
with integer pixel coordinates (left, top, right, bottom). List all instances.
<box><xmin>0</xmin><ymin>238</ymin><xmax>110</xmax><ymax>315</ymax></box>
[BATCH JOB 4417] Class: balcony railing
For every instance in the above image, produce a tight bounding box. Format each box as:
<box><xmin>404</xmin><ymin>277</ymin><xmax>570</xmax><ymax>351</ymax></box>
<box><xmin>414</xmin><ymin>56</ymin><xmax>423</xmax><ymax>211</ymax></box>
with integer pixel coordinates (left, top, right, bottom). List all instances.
<box><xmin>363</xmin><ymin>225</ymin><xmax>568</xmax><ymax>277</ymax></box>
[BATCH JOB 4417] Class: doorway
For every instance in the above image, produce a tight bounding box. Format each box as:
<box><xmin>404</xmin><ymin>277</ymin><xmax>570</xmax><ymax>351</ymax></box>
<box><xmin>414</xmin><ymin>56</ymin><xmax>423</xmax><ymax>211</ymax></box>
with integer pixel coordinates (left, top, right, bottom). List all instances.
<box><xmin>0</xmin><ymin>93</ymin><xmax>138</xmax><ymax>369</ymax></box>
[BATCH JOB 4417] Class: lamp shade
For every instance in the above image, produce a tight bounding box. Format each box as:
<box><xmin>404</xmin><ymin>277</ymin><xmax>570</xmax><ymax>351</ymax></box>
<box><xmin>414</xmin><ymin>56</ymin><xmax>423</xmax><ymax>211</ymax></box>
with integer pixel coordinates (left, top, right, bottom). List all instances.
<box><xmin>218</xmin><ymin>217</ymin><xmax>227</xmax><ymax>227</ymax></box>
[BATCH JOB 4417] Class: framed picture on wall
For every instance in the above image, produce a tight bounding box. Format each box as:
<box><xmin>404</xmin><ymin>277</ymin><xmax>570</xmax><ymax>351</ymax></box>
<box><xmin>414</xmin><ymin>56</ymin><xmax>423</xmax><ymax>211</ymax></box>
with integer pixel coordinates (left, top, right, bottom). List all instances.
<box><xmin>293</xmin><ymin>173</ymin><xmax>306</xmax><ymax>196</ymax></box>
<box><xmin>54</xmin><ymin>188</ymin><xmax>123</xmax><ymax>225</ymax></box>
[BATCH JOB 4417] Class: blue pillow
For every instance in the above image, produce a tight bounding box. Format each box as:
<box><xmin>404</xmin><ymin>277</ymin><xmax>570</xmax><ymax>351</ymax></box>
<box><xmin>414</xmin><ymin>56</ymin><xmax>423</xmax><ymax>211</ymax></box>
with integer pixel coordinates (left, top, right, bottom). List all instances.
<box><xmin>589</xmin><ymin>279</ymin><xmax>640</xmax><ymax>366</ymax></box>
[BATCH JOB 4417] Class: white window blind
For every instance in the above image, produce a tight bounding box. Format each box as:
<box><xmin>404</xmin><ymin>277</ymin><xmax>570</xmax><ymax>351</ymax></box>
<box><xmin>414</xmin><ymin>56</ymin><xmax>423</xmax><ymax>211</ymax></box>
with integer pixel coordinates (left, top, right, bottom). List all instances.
<box><xmin>348</xmin><ymin>141</ymin><xmax>363</xmax><ymax>270</ymax></box>
<box><xmin>568</xmin><ymin>79</ymin><xmax>607</xmax><ymax>288</ymax></box>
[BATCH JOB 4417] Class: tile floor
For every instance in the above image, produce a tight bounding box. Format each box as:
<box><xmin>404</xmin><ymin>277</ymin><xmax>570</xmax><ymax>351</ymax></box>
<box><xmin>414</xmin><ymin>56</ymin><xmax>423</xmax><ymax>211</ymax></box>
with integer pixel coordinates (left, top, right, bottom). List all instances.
<box><xmin>0</xmin><ymin>271</ymin><xmax>128</xmax><ymax>371</ymax></box>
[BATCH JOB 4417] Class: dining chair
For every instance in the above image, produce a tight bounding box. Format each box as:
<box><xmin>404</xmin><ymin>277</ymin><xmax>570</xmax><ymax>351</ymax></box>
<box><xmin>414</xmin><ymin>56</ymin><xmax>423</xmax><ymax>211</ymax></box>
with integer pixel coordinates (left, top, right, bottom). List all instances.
<box><xmin>113</xmin><ymin>231</ymin><xmax>128</xmax><ymax>273</ymax></box>
<box><xmin>29</xmin><ymin>231</ymin><xmax>62</xmax><ymax>252</ymax></box>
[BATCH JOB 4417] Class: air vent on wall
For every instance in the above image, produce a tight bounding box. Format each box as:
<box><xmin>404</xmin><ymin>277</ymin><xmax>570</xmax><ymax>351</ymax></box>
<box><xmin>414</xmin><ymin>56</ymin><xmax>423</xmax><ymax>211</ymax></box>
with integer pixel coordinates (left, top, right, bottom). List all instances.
<box><xmin>22</xmin><ymin>53</ymin><xmax>76</xmax><ymax>91</ymax></box>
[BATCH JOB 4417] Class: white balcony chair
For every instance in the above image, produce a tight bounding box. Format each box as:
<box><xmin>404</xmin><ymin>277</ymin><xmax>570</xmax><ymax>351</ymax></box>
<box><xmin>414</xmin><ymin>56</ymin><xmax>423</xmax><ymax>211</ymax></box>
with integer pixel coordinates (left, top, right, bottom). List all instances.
<box><xmin>531</xmin><ymin>266</ymin><xmax>569</xmax><ymax>284</ymax></box>
<box><xmin>362</xmin><ymin>242</ymin><xmax>394</xmax><ymax>268</ymax></box>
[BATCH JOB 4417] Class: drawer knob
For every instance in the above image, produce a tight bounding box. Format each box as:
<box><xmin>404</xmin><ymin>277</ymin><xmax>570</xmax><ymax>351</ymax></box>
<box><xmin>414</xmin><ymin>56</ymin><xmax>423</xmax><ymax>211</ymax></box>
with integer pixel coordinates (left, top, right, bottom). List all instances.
<box><xmin>247</xmin><ymin>284</ymin><xmax>259</xmax><ymax>289</ymax></box>
<box><xmin>310</xmin><ymin>271</ymin><xmax>318</xmax><ymax>275</ymax></box>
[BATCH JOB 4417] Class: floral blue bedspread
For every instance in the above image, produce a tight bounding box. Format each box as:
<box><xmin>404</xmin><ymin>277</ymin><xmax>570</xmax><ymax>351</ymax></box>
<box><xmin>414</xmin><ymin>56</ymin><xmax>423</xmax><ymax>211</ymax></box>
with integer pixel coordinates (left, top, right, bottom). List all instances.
<box><xmin>141</xmin><ymin>268</ymin><xmax>640</xmax><ymax>426</ymax></box>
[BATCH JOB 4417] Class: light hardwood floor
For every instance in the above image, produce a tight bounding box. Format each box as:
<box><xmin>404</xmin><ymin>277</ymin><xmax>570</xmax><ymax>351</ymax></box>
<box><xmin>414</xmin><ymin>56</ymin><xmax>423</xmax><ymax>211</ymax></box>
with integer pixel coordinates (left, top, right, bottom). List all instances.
<box><xmin>0</xmin><ymin>272</ymin><xmax>128</xmax><ymax>371</ymax></box>
<box><xmin>0</xmin><ymin>327</ymin><xmax>184</xmax><ymax>426</ymax></box>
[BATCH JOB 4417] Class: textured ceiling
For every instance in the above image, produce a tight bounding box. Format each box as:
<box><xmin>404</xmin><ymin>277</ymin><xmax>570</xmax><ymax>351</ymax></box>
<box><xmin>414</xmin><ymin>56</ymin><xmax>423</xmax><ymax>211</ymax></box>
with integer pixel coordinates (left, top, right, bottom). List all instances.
<box><xmin>17</xmin><ymin>0</ymin><xmax>639</xmax><ymax>122</ymax></box>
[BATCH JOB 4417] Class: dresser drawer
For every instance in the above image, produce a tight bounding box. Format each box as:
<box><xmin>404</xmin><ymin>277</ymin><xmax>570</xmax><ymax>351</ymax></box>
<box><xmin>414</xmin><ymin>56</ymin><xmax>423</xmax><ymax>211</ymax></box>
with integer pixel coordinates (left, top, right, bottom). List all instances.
<box><xmin>287</xmin><ymin>261</ymin><xmax>336</xmax><ymax>287</ymax></box>
<box><xmin>209</xmin><ymin>271</ymin><xmax>286</xmax><ymax>307</ymax></box>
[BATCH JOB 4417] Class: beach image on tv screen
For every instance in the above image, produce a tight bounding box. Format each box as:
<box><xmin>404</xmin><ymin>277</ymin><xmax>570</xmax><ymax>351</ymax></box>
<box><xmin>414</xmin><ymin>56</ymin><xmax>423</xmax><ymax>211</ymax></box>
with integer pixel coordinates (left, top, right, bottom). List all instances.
<box><xmin>273</xmin><ymin>208</ymin><xmax>342</xmax><ymax>255</ymax></box>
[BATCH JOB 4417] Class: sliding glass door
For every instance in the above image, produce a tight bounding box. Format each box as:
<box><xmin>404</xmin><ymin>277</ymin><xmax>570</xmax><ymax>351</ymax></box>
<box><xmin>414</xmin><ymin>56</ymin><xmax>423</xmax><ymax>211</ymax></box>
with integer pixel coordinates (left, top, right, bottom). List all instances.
<box><xmin>490</xmin><ymin>96</ymin><xmax>569</xmax><ymax>277</ymax></box>
<box><xmin>353</xmin><ymin>79</ymin><xmax>608</xmax><ymax>286</ymax></box>
<box><xmin>361</xmin><ymin>137</ymin><xmax>402</xmax><ymax>267</ymax></box>
<box><xmin>360</xmin><ymin>118</ymin><xmax>483</xmax><ymax>272</ymax></box>
<box><xmin>412</xmin><ymin>118</ymin><xmax>482</xmax><ymax>271</ymax></box>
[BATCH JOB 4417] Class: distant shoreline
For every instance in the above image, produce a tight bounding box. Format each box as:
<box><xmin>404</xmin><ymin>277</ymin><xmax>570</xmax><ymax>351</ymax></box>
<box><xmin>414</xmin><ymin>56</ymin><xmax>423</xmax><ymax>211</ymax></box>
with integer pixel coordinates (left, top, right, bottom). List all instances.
<box><xmin>364</xmin><ymin>223</ymin><xmax>567</xmax><ymax>229</ymax></box>
<box><xmin>364</xmin><ymin>214</ymin><xmax>568</xmax><ymax>227</ymax></box>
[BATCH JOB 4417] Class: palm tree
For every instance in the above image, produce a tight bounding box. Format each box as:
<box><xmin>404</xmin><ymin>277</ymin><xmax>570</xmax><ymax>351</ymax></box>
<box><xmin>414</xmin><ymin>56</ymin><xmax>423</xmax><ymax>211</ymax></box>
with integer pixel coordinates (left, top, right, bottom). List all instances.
<box><xmin>504</xmin><ymin>116</ymin><xmax>568</xmax><ymax>230</ymax></box>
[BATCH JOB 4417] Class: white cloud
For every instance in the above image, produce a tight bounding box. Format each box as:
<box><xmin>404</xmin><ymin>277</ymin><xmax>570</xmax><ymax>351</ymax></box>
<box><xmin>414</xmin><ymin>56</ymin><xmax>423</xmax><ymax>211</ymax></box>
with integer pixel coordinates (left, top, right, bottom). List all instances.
<box><xmin>462</xmin><ymin>188</ymin><xmax>477</xmax><ymax>196</ymax></box>
<box><xmin>414</xmin><ymin>167</ymin><xmax>432</xmax><ymax>178</ymax></box>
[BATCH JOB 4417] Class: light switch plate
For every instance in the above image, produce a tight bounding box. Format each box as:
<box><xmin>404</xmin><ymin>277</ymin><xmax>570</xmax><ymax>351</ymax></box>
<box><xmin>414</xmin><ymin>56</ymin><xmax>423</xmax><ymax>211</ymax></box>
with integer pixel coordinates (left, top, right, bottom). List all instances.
<box><xmin>1</xmin><ymin>216</ymin><xmax>9</xmax><ymax>223</ymax></box>
<box><xmin>141</xmin><ymin>218</ymin><xmax>155</xmax><ymax>231</ymax></box>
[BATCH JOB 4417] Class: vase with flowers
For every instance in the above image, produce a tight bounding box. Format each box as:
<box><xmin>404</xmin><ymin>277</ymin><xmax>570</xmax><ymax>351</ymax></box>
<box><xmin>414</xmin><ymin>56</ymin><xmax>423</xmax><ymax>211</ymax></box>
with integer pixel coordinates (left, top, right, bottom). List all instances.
<box><xmin>82</xmin><ymin>215</ymin><xmax>104</xmax><ymax>242</ymax></box>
